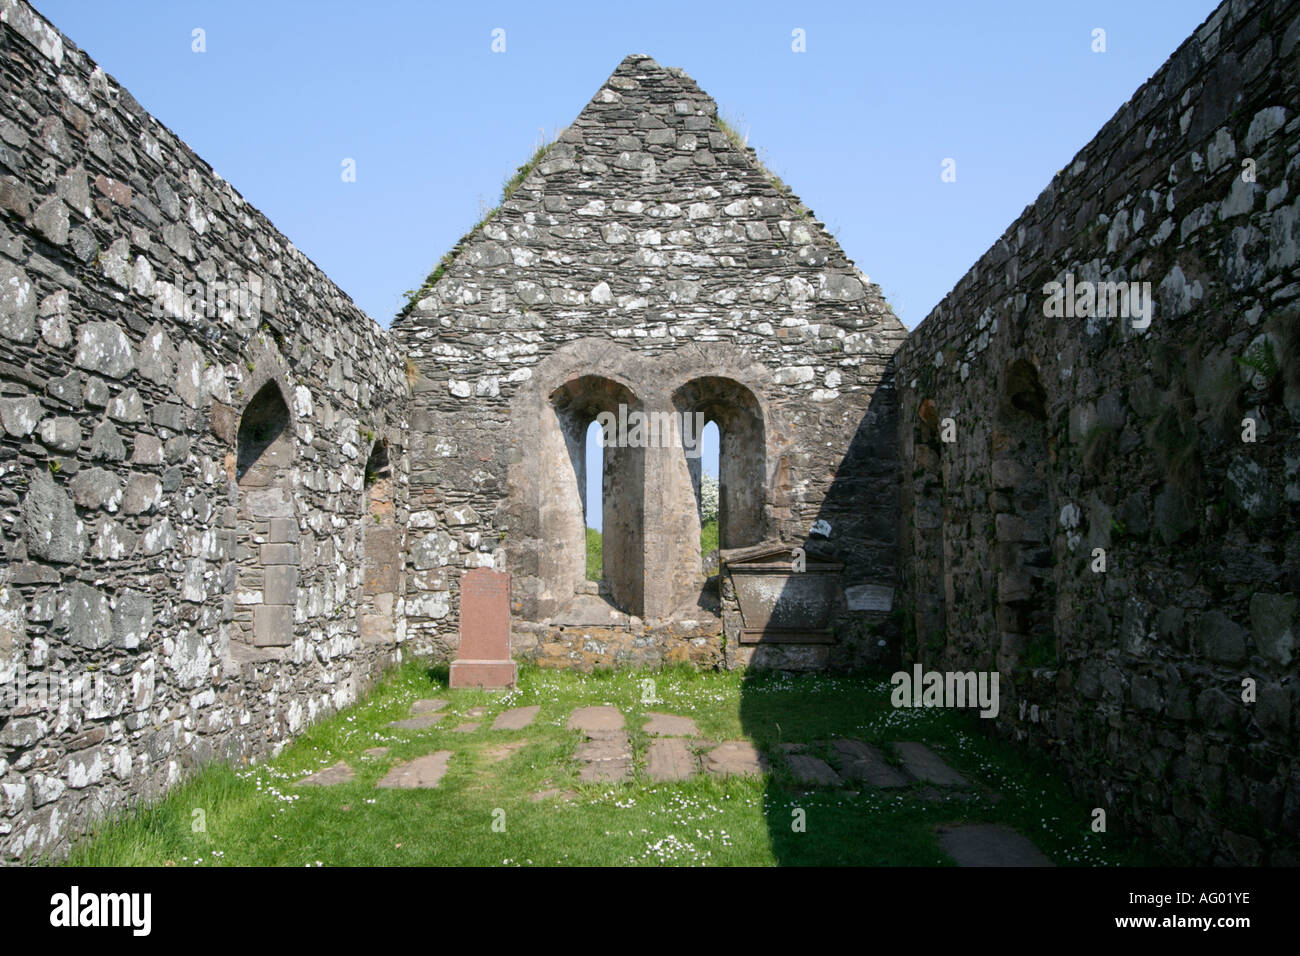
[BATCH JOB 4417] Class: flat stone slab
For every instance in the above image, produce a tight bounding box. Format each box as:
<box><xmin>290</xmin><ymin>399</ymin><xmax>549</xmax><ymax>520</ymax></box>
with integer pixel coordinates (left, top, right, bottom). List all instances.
<box><xmin>576</xmin><ymin>730</ymin><xmax>632</xmax><ymax>782</ymax></box>
<box><xmin>647</xmin><ymin>738</ymin><xmax>697</xmax><ymax>782</ymax></box>
<box><xmin>294</xmin><ymin>760</ymin><xmax>353</xmax><ymax>786</ymax></box>
<box><xmin>643</xmin><ymin>712</ymin><xmax>699</xmax><ymax>736</ymax></box>
<box><xmin>466</xmin><ymin>707</ymin><xmax>488</xmax><ymax>717</ymax></box>
<box><xmin>362</xmin><ymin>747</ymin><xmax>389</xmax><ymax>759</ymax></box>
<box><xmin>411</xmin><ymin>699</ymin><xmax>448</xmax><ymax>714</ymax></box>
<box><xmin>704</xmin><ymin>741</ymin><xmax>768</xmax><ymax>778</ymax></box>
<box><xmin>568</xmin><ymin>705</ymin><xmax>624</xmax><ymax>732</ymax></box>
<box><xmin>937</xmin><ymin>825</ymin><xmax>1054</xmax><ymax>867</ymax></box>
<box><xmin>551</xmin><ymin>594</ymin><xmax>630</xmax><ymax>627</ymax></box>
<box><xmin>452</xmin><ymin>722</ymin><xmax>480</xmax><ymax>734</ymax></box>
<box><xmin>387</xmin><ymin>713</ymin><xmax>444</xmax><ymax>731</ymax></box>
<box><xmin>377</xmin><ymin>751</ymin><xmax>453</xmax><ymax>789</ymax></box>
<box><xmin>786</xmin><ymin>754</ymin><xmax>841</xmax><ymax>786</ymax></box>
<box><xmin>894</xmin><ymin>741</ymin><xmax>969</xmax><ymax>786</ymax></box>
<box><xmin>833</xmin><ymin>739</ymin><xmax>908</xmax><ymax>788</ymax></box>
<box><xmin>492</xmin><ymin>705</ymin><xmax>540</xmax><ymax>730</ymax></box>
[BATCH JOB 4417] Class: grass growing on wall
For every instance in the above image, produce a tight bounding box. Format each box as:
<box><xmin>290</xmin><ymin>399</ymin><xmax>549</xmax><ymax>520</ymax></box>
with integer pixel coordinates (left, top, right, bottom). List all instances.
<box><xmin>398</xmin><ymin>136</ymin><xmax>557</xmax><ymax>319</ymax></box>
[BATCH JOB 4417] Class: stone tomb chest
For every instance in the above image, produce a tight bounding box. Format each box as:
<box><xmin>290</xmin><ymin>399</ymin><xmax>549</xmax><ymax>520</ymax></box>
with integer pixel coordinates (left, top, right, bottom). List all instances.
<box><xmin>720</xmin><ymin>543</ymin><xmax>845</xmax><ymax>644</ymax></box>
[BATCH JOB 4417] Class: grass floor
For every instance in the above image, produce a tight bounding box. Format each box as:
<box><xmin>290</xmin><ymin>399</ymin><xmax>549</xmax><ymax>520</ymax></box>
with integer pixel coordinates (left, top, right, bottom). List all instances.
<box><xmin>61</xmin><ymin>661</ymin><xmax>1162</xmax><ymax>867</ymax></box>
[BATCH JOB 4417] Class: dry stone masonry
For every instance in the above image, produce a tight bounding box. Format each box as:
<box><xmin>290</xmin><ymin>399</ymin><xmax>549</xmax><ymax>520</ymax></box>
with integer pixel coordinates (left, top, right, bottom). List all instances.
<box><xmin>0</xmin><ymin>0</ymin><xmax>1295</xmax><ymax>867</ymax></box>
<box><xmin>392</xmin><ymin>53</ymin><xmax>906</xmax><ymax>672</ymax></box>
<box><xmin>0</xmin><ymin>0</ymin><xmax>409</xmax><ymax>860</ymax></box>
<box><xmin>895</xmin><ymin>0</ymin><xmax>1300</xmax><ymax>865</ymax></box>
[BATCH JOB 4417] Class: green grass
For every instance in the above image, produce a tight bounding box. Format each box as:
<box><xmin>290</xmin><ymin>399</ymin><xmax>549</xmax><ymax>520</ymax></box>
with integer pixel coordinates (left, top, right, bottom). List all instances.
<box><xmin>57</xmin><ymin>661</ymin><xmax>1161</xmax><ymax>867</ymax></box>
<box><xmin>700</xmin><ymin>518</ymin><xmax>718</xmax><ymax>558</ymax></box>
<box><xmin>589</xmin><ymin>521</ymin><xmax>718</xmax><ymax>583</ymax></box>
<box><xmin>586</xmin><ymin>527</ymin><xmax>602</xmax><ymax>581</ymax></box>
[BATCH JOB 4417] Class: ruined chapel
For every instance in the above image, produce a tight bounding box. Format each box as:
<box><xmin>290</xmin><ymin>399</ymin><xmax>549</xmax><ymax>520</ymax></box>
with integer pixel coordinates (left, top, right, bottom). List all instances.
<box><xmin>0</xmin><ymin>0</ymin><xmax>1297</xmax><ymax>865</ymax></box>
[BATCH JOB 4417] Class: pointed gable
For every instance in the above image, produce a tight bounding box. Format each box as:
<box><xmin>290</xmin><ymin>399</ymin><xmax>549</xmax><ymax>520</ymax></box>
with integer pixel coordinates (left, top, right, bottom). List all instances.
<box><xmin>394</xmin><ymin>53</ymin><xmax>903</xmax><ymax>340</ymax></box>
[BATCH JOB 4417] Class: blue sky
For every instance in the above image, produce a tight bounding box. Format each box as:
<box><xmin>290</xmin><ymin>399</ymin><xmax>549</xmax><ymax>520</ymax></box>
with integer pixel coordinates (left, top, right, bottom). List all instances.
<box><xmin>35</xmin><ymin>0</ymin><xmax>1221</xmax><ymax>524</ymax></box>
<box><xmin>38</xmin><ymin>0</ymin><xmax>1219</xmax><ymax>329</ymax></box>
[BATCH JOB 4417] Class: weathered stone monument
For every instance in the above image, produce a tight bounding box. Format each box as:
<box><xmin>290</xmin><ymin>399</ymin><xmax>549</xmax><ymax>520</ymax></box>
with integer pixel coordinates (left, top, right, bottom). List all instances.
<box><xmin>448</xmin><ymin>568</ymin><xmax>517</xmax><ymax>689</ymax></box>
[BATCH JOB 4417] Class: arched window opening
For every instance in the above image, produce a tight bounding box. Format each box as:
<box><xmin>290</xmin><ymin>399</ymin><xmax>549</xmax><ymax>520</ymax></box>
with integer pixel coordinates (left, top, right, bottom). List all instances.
<box><xmin>364</xmin><ymin>439</ymin><xmax>391</xmax><ymax>486</ymax></box>
<box><xmin>668</xmin><ymin>377</ymin><xmax>765</xmax><ymax>617</ymax></box>
<box><xmin>993</xmin><ymin>359</ymin><xmax>1055</xmax><ymax>673</ymax></box>
<box><xmin>584</xmin><ymin>419</ymin><xmax>604</xmax><ymax>583</ymax></box>
<box><xmin>673</xmin><ymin>377</ymin><xmax>765</xmax><ymax>555</ymax></box>
<box><xmin>696</xmin><ymin>420</ymin><xmax>721</xmax><ymax>577</ymax></box>
<box><xmin>544</xmin><ymin>376</ymin><xmax>644</xmax><ymax>617</ymax></box>
<box><xmin>234</xmin><ymin>381</ymin><xmax>296</xmax><ymax>651</ymax></box>
<box><xmin>236</xmin><ymin>382</ymin><xmax>290</xmax><ymax>481</ymax></box>
<box><xmin>360</xmin><ymin>439</ymin><xmax>398</xmax><ymax>645</ymax></box>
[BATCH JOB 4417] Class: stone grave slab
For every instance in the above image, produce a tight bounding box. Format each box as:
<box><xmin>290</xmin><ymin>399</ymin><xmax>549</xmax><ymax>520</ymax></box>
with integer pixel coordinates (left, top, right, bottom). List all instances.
<box><xmin>786</xmin><ymin>754</ymin><xmax>841</xmax><ymax>786</ymax></box>
<box><xmin>936</xmin><ymin>824</ymin><xmax>1054</xmax><ymax>866</ymax></box>
<box><xmin>377</xmin><ymin>751</ymin><xmax>453</xmax><ymax>789</ymax></box>
<box><xmin>894</xmin><ymin>741</ymin><xmax>969</xmax><ymax>786</ymax></box>
<box><xmin>647</xmin><ymin>738</ymin><xmax>697</xmax><ymax>782</ymax></box>
<box><xmin>832</xmin><ymin>739</ymin><xmax>908</xmax><ymax>788</ymax></box>
<box><xmin>643</xmin><ymin>712</ymin><xmax>699</xmax><ymax>736</ymax></box>
<box><xmin>411</xmin><ymin>699</ymin><xmax>448</xmax><ymax>714</ymax></box>
<box><xmin>452</xmin><ymin>722</ymin><xmax>480</xmax><ymax>734</ymax></box>
<box><xmin>387</xmin><ymin>713</ymin><xmax>443</xmax><ymax>730</ymax></box>
<box><xmin>492</xmin><ymin>705</ymin><xmax>540</xmax><ymax>730</ymax></box>
<box><xmin>576</xmin><ymin>731</ymin><xmax>632</xmax><ymax>782</ymax></box>
<box><xmin>450</xmin><ymin>567</ymin><xmax>517</xmax><ymax>689</ymax></box>
<box><xmin>294</xmin><ymin>760</ymin><xmax>353</xmax><ymax>786</ymax></box>
<box><xmin>567</xmin><ymin>706</ymin><xmax>624</xmax><ymax>732</ymax></box>
<box><xmin>703</xmin><ymin>741</ymin><xmax>768</xmax><ymax>778</ymax></box>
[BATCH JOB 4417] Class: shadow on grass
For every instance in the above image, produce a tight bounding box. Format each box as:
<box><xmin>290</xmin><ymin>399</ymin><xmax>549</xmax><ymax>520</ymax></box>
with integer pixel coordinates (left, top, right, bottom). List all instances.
<box><xmin>739</xmin><ymin>666</ymin><xmax>1166</xmax><ymax>866</ymax></box>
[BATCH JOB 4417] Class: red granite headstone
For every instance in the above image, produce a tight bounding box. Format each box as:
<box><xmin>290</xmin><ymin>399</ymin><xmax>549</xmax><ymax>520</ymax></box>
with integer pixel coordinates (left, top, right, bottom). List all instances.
<box><xmin>449</xmin><ymin>567</ymin><xmax>517</xmax><ymax>689</ymax></box>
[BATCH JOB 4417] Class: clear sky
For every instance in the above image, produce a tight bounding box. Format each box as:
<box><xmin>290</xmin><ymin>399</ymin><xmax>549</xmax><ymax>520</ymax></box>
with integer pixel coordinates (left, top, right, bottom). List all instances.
<box><xmin>34</xmin><ymin>0</ymin><xmax>1222</xmax><ymax>527</ymax></box>
<box><xmin>37</xmin><ymin>0</ymin><xmax>1220</xmax><ymax>329</ymax></box>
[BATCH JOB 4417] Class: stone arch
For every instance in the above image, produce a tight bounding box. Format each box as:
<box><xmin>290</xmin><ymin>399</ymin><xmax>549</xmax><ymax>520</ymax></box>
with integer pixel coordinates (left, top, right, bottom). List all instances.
<box><xmin>359</xmin><ymin>438</ymin><xmax>399</xmax><ymax>644</ymax></box>
<box><xmin>234</xmin><ymin>379</ymin><xmax>297</xmax><ymax>651</ymax></box>
<box><xmin>506</xmin><ymin>338</ymin><xmax>646</xmax><ymax>622</ymax></box>
<box><xmin>991</xmin><ymin>358</ymin><xmax>1055</xmax><ymax>673</ymax></box>
<box><xmin>504</xmin><ymin>337</ymin><xmax>774</xmax><ymax>622</ymax></box>
<box><xmin>547</xmin><ymin>374</ymin><xmax>644</xmax><ymax>616</ymax></box>
<box><xmin>672</xmin><ymin>376</ymin><xmax>766</xmax><ymax>554</ymax></box>
<box><xmin>647</xmin><ymin>344</ymin><xmax>771</xmax><ymax>618</ymax></box>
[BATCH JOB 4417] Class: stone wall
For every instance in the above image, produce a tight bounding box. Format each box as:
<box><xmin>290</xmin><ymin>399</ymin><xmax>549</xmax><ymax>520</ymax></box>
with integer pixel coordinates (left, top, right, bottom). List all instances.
<box><xmin>394</xmin><ymin>55</ymin><xmax>906</xmax><ymax>669</ymax></box>
<box><xmin>895</xmin><ymin>0</ymin><xmax>1300</xmax><ymax>864</ymax></box>
<box><xmin>0</xmin><ymin>0</ymin><xmax>410</xmax><ymax>860</ymax></box>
